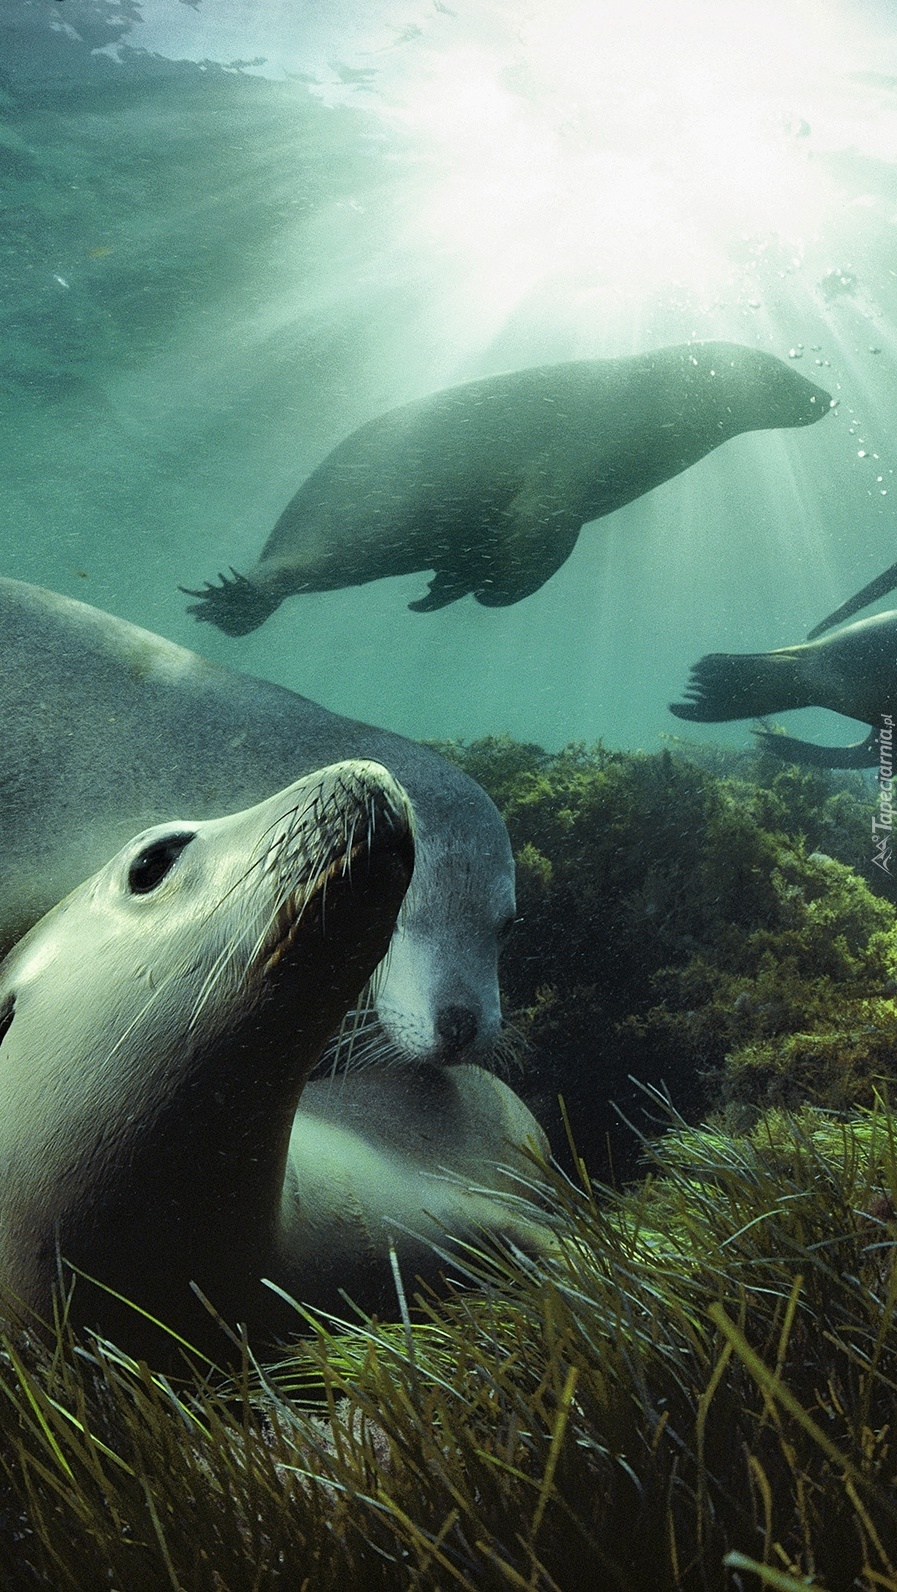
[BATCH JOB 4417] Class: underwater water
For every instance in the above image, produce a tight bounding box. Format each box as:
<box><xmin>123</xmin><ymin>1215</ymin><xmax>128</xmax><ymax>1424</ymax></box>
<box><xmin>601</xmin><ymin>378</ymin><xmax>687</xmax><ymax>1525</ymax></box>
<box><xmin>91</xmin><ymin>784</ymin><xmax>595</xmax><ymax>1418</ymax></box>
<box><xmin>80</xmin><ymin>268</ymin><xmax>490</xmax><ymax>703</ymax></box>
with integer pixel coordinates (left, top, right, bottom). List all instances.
<box><xmin>4</xmin><ymin>0</ymin><xmax>897</xmax><ymax>755</ymax></box>
<box><xmin>9</xmin><ymin>13</ymin><xmax>897</xmax><ymax>1585</ymax></box>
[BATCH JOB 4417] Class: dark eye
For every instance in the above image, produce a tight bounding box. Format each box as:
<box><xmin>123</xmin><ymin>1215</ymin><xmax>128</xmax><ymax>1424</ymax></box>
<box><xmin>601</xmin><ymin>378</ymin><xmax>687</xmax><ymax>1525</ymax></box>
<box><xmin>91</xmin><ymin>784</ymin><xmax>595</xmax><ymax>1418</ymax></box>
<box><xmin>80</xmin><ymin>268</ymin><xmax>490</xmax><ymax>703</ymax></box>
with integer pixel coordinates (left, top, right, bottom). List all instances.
<box><xmin>497</xmin><ymin>913</ymin><xmax>517</xmax><ymax>942</ymax></box>
<box><xmin>127</xmin><ymin>833</ymin><xmax>195</xmax><ymax>895</ymax></box>
<box><xmin>0</xmin><ymin>996</ymin><xmax>13</xmax><ymax>1046</ymax></box>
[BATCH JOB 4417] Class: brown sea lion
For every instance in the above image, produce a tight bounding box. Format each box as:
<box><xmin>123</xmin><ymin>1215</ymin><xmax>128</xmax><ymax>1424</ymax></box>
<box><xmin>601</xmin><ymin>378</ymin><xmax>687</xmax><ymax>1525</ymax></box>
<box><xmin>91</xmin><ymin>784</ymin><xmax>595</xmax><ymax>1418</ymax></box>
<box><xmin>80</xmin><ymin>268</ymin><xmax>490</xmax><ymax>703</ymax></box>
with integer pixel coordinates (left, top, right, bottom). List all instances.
<box><xmin>182</xmin><ymin>342</ymin><xmax>831</xmax><ymax>633</ymax></box>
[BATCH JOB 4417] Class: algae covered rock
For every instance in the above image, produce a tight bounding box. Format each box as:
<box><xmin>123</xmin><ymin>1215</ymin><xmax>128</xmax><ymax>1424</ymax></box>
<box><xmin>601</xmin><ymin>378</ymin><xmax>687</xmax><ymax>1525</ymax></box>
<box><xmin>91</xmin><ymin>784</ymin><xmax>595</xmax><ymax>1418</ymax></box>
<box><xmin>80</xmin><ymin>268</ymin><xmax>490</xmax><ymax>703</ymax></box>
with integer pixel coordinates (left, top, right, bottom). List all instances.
<box><xmin>436</xmin><ymin>736</ymin><xmax>897</xmax><ymax>1174</ymax></box>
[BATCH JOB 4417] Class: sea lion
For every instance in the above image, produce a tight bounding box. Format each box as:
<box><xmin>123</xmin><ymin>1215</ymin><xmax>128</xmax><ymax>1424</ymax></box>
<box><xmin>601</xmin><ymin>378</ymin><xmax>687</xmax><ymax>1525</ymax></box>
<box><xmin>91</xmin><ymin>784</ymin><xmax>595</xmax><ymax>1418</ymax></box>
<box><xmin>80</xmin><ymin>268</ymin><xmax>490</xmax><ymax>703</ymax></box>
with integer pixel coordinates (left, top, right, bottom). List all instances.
<box><xmin>669</xmin><ymin>609</ymin><xmax>897</xmax><ymax>767</ymax></box>
<box><xmin>284</xmin><ymin>1063</ymin><xmax>551</xmax><ymax>1319</ymax></box>
<box><xmin>0</xmin><ymin>759</ymin><xmax>412</xmax><ymax>1351</ymax></box>
<box><xmin>181</xmin><ymin>343</ymin><xmax>832</xmax><ymax>633</ymax></box>
<box><xmin>0</xmin><ymin>577</ymin><xmax>514</xmax><ymax>1066</ymax></box>
<box><xmin>0</xmin><ymin>763</ymin><xmax>549</xmax><ymax>1358</ymax></box>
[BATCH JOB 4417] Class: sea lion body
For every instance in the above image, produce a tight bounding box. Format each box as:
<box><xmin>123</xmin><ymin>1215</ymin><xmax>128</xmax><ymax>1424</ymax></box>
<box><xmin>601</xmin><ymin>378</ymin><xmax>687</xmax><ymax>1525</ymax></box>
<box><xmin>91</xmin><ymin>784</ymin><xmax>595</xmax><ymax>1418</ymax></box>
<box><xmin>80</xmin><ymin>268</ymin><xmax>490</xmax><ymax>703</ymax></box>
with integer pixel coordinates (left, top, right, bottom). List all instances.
<box><xmin>283</xmin><ymin>1065</ymin><xmax>551</xmax><ymax>1317</ymax></box>
<box><xmin>183</xmin><ymin>343</ymin><xmax>831</xmax><ymax>633</ymax></box>
<box><xmin>0</xmin><ymin>577</ymin><xmax>514</xmax><ymax>1064</ymax></box>
<box><xmin>0</xmin><ymin>764</ymin><xmax>549</xmax><ymax>1357</ymax></box>
<box><xmin>670</xmin><ymin>609</ymin><xmax>897</xmax><ymax>766</ymax></box>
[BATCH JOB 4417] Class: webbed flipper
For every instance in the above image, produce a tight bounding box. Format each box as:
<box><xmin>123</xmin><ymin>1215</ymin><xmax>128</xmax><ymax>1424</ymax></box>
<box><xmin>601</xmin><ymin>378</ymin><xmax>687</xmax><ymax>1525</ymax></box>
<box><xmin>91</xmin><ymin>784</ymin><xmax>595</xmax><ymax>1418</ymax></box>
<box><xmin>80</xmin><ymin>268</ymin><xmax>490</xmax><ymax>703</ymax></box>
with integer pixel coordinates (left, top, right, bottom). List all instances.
<box><xmin>669</xmin><ymin>649</ymin><xmax>811</xmax><ymax>722</ymax></box>
<box><xmin>180</xmin><ymin>568</ymin><xmax>281</xmax><ymax>637</ymax></box>
<box><xmin>473</xmin><ymin>506</ymin><xmax>582</xmax><ymax>607</ymax></box>
<box><xmin>407</xmin><ymin>569</ymin><xmax>473</xmax><ymax>612</ymax></box>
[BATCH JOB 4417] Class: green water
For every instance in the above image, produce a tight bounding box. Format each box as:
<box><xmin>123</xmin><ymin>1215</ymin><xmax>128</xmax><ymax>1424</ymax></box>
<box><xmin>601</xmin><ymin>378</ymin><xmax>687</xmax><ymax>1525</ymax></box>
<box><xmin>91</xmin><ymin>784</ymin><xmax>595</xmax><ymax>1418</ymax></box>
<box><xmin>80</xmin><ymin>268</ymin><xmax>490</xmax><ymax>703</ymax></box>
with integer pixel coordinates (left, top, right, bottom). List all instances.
<box><xmin>3</xmin><ymin>0</ymin><xmax>897</xmax><ymax>754</ymax></box>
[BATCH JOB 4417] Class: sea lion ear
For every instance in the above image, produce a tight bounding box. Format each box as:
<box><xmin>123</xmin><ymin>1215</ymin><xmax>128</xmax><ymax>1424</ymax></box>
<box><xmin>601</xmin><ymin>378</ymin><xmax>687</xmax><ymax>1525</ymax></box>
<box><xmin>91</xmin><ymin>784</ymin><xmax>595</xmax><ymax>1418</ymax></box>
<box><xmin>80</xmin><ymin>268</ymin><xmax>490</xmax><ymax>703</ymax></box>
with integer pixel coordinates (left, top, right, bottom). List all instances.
<box><xmin>0</xmin><ymin>996</ymin><xmax>15</xmax><ymax>1047</ymax></box>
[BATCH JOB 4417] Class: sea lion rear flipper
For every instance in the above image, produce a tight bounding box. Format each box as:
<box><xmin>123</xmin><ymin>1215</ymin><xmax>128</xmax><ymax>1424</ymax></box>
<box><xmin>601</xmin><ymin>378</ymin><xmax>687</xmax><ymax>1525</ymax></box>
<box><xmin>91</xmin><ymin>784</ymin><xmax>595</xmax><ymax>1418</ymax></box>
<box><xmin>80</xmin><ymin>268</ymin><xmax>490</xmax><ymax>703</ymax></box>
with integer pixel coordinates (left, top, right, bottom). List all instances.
<box><xmin>180</xmin><ymin>568</ymin><xmax>281</xmax><ymax>637</ymax></box>
<box><xmin>754</xmin><ymin>727</ymin><xmax>880</xmax><ymax>769</ymax></box>
<box><xmin>669</xmin><ymin>649</ymin><xmax>811</xmax><ymax>722</ymax></box>
<box><xmin>807</xmin><ymin>558</ymin><xmax>897</xmax><ymax>639</ymax></box>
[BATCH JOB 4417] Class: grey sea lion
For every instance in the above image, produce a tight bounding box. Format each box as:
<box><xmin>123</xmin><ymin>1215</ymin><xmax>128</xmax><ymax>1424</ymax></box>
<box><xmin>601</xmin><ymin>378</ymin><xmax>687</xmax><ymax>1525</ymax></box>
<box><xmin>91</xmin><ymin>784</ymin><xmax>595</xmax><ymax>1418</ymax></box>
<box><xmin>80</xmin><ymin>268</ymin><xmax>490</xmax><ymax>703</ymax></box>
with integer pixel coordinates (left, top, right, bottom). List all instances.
<box><xmin>669</xmin><ymin>609</ymin><xmax>897</xmax><ymax>766</ymax></box>
<box><xmin>0</xmin><ymin>577</ymin><xmax>514</xmax><ymax>1065</ymax></box>
<box><xmin>181</xmin><ymin>343</ymin><xmax>831</xmax><ymax>634</ymax></box>
<box><xmin>0</xmin><ymin>761</ymin><xmax>549</xmax><ymax>1357</ymax></box>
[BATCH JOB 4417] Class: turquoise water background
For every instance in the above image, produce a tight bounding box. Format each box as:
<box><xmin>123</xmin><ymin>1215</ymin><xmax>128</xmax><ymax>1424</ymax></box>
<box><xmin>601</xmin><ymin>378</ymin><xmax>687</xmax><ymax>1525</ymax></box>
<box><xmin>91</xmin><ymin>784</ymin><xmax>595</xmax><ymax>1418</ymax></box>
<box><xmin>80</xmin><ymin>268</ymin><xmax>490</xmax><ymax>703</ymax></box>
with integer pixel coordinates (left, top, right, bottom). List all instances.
<box><xmin>3</xmin><ymin>0</ymin><xmax>897</xmax><ymax>754</ymax></box>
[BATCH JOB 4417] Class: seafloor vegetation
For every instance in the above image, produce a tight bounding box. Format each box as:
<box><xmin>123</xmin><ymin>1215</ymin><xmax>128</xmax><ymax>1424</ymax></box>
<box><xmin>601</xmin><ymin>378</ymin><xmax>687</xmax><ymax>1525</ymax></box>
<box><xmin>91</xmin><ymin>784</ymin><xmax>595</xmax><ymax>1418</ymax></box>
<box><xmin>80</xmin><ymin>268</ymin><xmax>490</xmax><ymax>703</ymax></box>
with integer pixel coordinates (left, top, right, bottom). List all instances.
<box><xmin>438</xmin><ymin>736</ymin><xmax>897</xmax><ymax>1178</ymax></box>
<box><xmin>1</xmin><ymin>1105</ymin><xmax>896</xmax><ymax>1589</ymax></box>
<box><xmin>2</xmin><ymin>738</ymin><xmax>897</xmax><ymax>1588</ymax></box>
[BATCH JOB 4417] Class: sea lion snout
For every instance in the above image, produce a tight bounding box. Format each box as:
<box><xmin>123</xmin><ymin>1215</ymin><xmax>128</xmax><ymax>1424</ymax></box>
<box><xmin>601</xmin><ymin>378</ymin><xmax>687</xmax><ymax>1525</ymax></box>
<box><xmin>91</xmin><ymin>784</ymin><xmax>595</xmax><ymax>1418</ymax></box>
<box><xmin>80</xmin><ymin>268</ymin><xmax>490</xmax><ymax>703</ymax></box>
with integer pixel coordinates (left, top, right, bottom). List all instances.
<box><xmin>738</xmin><ymin>345</ymin><xmax>832</xmax><ymax>426</ymax></box>
<box><xmin>435</xmin><ymin>1002</ymin><xmax>479</xmax><ymax>1055</ymax></box>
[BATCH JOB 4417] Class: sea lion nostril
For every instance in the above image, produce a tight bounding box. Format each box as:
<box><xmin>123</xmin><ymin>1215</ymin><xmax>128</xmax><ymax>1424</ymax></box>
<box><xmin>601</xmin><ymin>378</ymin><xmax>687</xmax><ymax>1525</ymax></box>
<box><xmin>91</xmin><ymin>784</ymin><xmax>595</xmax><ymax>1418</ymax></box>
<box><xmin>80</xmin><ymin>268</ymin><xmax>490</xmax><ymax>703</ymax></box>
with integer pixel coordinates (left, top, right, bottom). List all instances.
<box><xmin>436</xmin><ymin>1004</ymin><xmax>478</xmax><ymax>1053</ymax></box>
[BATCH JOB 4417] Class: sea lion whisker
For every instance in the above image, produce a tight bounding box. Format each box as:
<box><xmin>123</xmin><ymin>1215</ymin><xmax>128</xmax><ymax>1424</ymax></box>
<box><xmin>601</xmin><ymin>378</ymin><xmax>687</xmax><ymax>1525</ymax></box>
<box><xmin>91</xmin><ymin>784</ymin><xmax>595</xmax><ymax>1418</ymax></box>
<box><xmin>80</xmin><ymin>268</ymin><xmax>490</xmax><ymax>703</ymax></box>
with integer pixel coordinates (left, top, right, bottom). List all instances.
<box><xmin>313</xmin><ymin>989</ymin><xmax>390</xmax><ymax>1076</ymax></box>
<box><xmin>490</xmin><ymin>1022</ymin><xmax>529</xmax><ymax>1081</ymax></box>
<box><xmin>326</xmin><ymin>1030</ymin><xmax>390</xmax><ymax>1077</ymax></box>
<box><xmin>96</xmin><ymin>772</ymin><xmax>403</xmax><ymax>1063</ymax></box>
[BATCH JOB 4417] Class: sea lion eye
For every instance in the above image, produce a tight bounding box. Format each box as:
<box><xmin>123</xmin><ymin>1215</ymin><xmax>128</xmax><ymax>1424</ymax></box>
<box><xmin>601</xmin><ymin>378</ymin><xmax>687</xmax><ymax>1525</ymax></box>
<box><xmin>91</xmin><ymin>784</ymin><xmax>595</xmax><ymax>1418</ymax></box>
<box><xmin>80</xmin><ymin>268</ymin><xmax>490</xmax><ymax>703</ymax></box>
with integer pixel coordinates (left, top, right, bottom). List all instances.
<box><xmin>127</xmin><ymin>833</ymin><xmax>195</xmax><ymax>895</ymax></box>
<box><xmin>497</xmin><ymin>913</ymin><xmax>517</xmax><ymax>942</ymax></box>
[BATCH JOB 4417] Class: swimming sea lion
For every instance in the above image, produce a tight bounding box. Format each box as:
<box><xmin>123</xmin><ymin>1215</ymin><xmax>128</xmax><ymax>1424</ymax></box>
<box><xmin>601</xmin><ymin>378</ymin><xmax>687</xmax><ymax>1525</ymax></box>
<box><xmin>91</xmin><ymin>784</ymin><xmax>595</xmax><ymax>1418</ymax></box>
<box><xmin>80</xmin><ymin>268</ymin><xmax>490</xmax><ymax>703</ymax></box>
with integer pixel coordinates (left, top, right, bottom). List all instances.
<box><xmin>0</xmin><ymin>577</ymin><xmax>514</xmax><ymax>1066</ymax></box>
<box><xmin>181</xmin><ymin>343</ymin><xmax>832</xmax><ymax>633</ymax></box>
<box><xmin>669</xmin><ymin>609</ymin><xmax>897</xmax><ymax>766</ymax></box>
<box><xmin>0</xmin><ymin>763</ymin><xmax>549</xmax><ymax>1358</ymax></box>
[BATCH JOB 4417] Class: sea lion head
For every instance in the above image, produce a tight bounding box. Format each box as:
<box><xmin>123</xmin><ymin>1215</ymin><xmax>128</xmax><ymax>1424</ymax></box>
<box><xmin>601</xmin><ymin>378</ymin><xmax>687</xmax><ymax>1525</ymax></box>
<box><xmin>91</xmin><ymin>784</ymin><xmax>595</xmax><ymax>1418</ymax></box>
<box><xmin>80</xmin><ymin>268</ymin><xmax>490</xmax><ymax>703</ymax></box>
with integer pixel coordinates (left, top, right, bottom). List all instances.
<box><xmin>0</xmin><ymin>760</ymin><xmax>414</xmax><ymax>1348</ymax></box>
<box><xmin>369</xmin><ymin>793</ymin><xmax>516</xmax><ymax>1068</ymax></box>
<box><xmin>682</xmin><ymin>341</ymin><xmax>832</xmax><ymax>430</ymax></box>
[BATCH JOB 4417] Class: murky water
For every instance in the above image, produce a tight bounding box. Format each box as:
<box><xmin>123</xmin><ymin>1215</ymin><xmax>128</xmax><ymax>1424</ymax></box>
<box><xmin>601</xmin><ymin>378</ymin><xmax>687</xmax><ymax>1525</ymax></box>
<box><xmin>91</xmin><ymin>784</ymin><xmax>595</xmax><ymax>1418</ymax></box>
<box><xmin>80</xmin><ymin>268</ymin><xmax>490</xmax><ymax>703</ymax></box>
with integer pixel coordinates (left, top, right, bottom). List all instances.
<box><xmin>3</xmin><ymin>0</ymin><xmax>897</xmax><ymax>753</ymax></box>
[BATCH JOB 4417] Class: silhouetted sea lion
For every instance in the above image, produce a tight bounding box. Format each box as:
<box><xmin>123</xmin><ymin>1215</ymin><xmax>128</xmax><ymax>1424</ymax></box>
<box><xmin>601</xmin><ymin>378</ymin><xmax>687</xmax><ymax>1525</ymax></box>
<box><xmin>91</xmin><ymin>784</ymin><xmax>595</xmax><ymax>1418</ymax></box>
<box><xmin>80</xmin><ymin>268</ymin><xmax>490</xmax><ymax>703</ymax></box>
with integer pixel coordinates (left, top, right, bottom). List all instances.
<box><xmin>670</xmin><ymin>609</ymin><xmax>897</xmax><ymax>767</ymax></box>
<box><xmin>0</xmin><ymin>763</ymin><xmax>549</xmax><ymax>1358</ymax></box>
<box><xmin>0</xmin><ymin>577</ymin><xmax>514</xmax><ymax>1066</ymax></box>
<box><xmin>182</xmin><ymin>343</ymin><xmax>831</xmax><ymax>634</ymax></box>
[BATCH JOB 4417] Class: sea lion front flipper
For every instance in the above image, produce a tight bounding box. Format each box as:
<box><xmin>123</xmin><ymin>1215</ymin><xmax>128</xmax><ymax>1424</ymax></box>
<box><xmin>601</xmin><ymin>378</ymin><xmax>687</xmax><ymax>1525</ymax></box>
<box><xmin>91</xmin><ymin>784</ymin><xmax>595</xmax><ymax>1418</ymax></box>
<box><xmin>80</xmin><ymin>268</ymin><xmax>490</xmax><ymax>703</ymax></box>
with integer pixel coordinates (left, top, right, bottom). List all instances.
<box><xmin>180</xmin><ymin>568</ymin><xmax>281</xmax><ymax>637</ymax></box>
<box><xmin>754</xmin><ymin>727</ymin><xmax>880</xmax><ymax>769</ymax></box>
<box><xmin>407</xmin><ymin>568</ymin><xmax>473</xmax><ymax>612</ymax></box>
<box><xmin>474</xmin><ymin>505</ymin><xmax>582</xmax><ymax>608</ymax></box>
<box><xmin>807</xmin><ymin>558</ymin><xmax>897</xmax><ymax>639</ymax></box>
